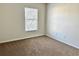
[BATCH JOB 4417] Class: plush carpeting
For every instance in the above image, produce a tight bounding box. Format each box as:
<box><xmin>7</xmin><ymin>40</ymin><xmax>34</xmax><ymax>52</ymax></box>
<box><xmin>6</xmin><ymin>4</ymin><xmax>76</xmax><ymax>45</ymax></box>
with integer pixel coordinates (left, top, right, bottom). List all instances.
<box><xmin>0</xmin><ymin>35</ymin><xmax>79</xmax><ymax>56</ymax></box>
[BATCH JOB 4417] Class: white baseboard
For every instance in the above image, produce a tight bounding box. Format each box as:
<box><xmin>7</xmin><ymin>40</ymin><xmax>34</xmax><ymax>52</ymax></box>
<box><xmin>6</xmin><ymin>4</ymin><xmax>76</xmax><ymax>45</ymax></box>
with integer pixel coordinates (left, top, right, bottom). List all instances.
<box><xmin>1</xmin><ymin>33</ymin><xmax>79</xmax><ymax>49</ymax></box>
<box><xmin>46</xmin><ymin>34</ymin><xmax>79</xmax><ymax>49</ymax></box>
<box><xmin>0</xmin><ymin>34</ymin><xmax>44</xmax><ymax>44</ymax></box>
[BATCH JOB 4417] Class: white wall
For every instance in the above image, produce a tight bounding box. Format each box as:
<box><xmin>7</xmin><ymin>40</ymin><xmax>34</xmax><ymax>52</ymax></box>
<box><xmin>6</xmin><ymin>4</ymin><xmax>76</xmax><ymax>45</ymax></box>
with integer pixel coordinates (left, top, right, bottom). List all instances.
<box><xmin>0</xmin><ymin>3</ymin><xmax>46</xmax><ymax>43</ymax></box>
<box><xmin>47</xmin><ymin>3</ymin><xmax>79</xmax><ymax>49</ymax></box>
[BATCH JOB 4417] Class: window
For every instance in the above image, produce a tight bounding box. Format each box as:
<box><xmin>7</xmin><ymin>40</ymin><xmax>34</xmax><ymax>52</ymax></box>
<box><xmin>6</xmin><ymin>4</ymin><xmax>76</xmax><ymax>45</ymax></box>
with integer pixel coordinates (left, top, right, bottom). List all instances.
<box><xmin>25</xmin><ymin>8</ymin><xmax>38</xmax><ymax>31</ymax></box>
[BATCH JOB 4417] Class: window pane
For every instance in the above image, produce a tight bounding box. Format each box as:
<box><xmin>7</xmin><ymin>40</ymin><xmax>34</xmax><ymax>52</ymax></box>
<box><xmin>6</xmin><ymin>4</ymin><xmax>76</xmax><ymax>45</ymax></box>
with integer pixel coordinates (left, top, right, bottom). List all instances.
<box><xmin>25</xmin><ymin>8</ymin><xmax>38</xmax><ymax>31</ymax></box>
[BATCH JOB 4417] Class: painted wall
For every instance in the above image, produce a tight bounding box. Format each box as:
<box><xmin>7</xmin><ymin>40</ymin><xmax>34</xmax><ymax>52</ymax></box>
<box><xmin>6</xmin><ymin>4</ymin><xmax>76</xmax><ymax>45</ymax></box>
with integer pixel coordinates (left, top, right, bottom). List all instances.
<box><xmin>47</xmin><ymin>3</ymin><xmax>79</xmax><ymax>49</ymax></box>
<box><xmin>0</xmin><ymin>3</ymin><xmax>46</xmax><ymax>43</ymax></box>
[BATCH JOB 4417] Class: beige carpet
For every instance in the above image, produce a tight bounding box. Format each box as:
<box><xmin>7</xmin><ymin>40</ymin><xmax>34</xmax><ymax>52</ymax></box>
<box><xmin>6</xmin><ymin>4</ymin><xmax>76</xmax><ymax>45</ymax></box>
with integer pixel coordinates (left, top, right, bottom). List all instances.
<box><xmin>0</xmin><ymin>35</ymin><xmax>79</xmax><ymax>56</ymax></box>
